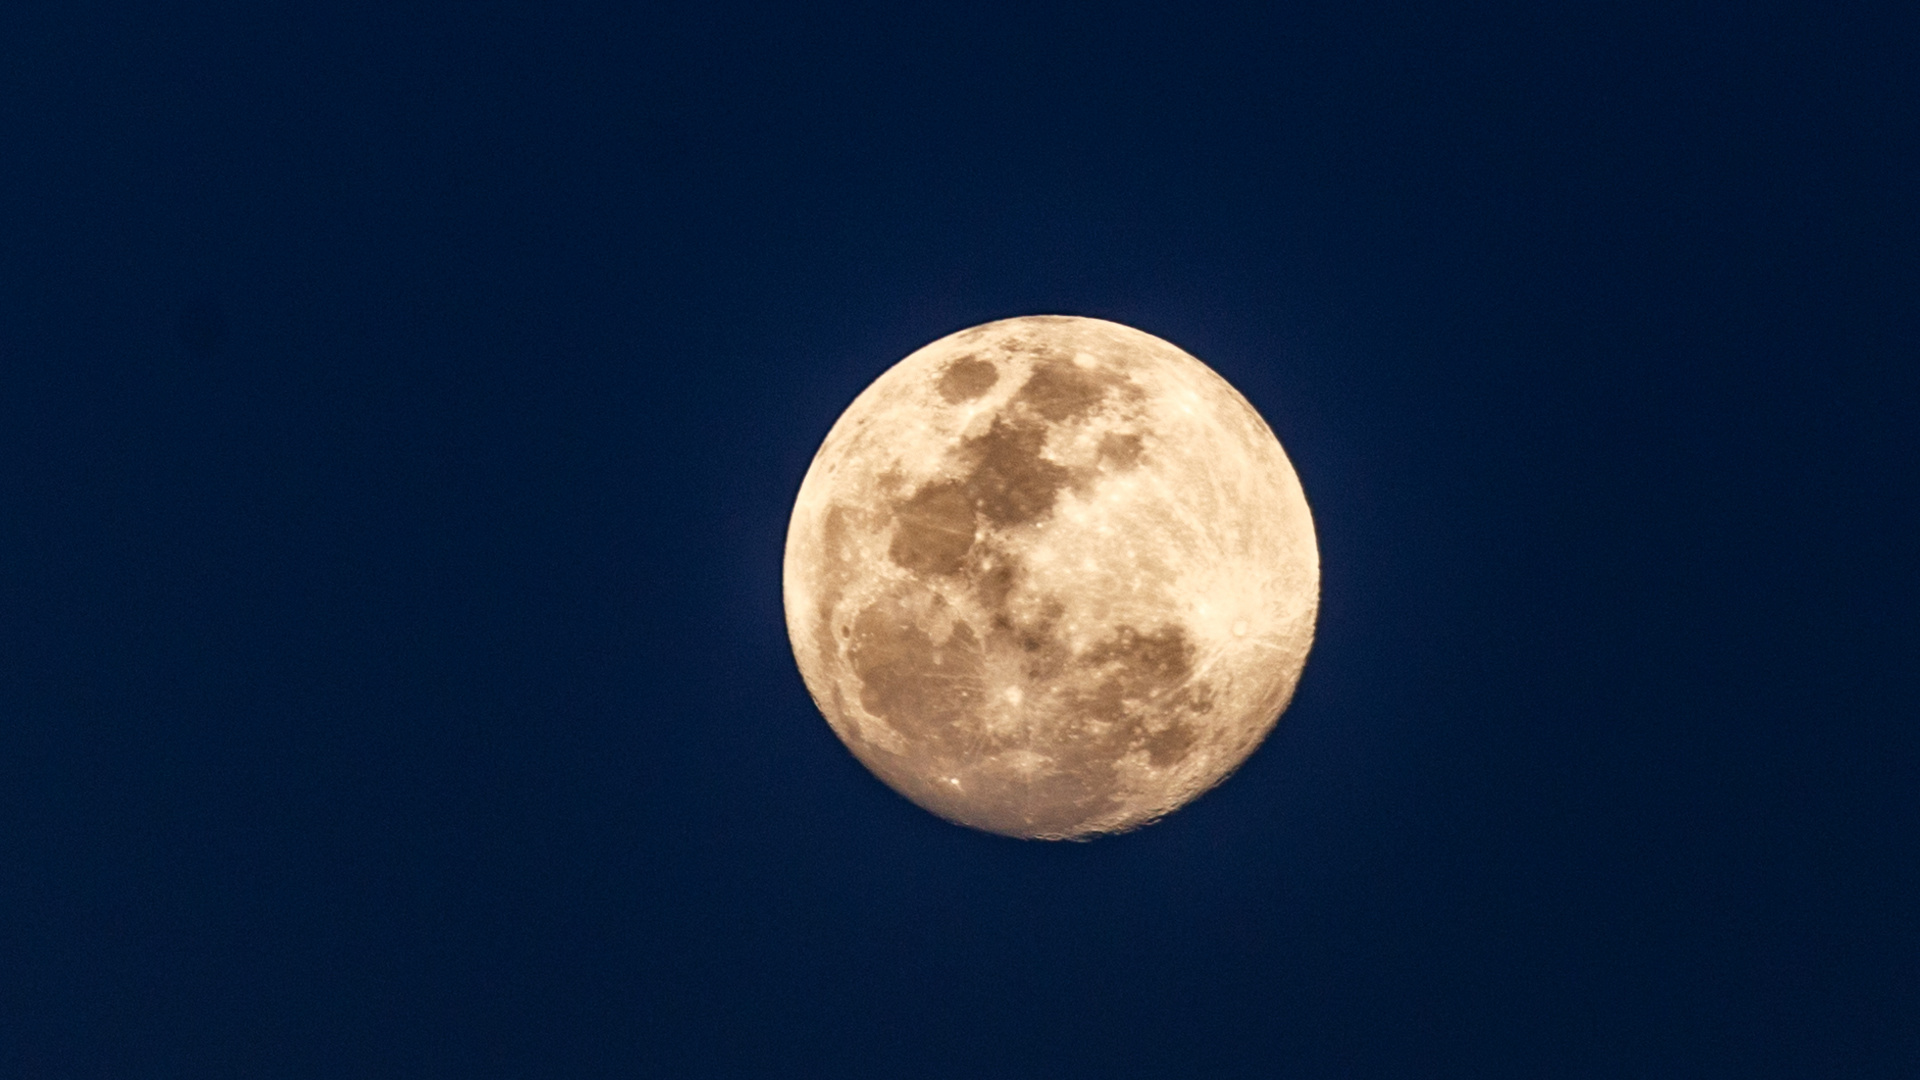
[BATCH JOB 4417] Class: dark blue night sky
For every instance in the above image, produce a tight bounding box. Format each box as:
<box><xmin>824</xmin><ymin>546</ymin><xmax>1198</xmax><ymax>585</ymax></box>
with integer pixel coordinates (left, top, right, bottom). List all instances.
<box><xmin>3</xmin><ymin>3</ymin><xmax>1915</xmax><ymax>1076</ymax></box>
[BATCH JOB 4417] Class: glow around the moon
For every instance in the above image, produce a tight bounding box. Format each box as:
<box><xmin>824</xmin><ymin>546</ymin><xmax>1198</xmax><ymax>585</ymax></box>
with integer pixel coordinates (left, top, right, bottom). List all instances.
<box><xmin>783</xmin><ymin>316</ymin><xmax>1318</xmax><ymax>839</ymax></box>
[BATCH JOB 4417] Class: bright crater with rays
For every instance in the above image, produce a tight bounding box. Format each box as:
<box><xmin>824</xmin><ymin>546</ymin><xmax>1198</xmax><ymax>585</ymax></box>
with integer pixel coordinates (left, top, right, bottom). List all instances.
<box><xmin>783</xmin><ymin>316</ymin><xmax>1318</xmax><ymax>839</ymax></box>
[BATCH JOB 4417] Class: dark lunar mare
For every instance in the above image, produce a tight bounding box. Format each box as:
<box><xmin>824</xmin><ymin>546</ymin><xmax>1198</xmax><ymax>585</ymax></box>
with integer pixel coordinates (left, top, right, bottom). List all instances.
<box><xmin>829</xmin><ymin>349</ymin><xmax>1214</xmax><ymax>836</ymax></box>
<box><xmin>888</xmin><ymin>351</ymin><xmax>1139</xmax><ymax>577</ymax></box>
<box><xmin>936</xmin><ymin>354</ymin><xmax>998</xmax><ymax>402</ymax></box>
<box><xmin>842</xmin><ymin>599</ymin><xmax>1215</xmax><ymax>836</ymax></box>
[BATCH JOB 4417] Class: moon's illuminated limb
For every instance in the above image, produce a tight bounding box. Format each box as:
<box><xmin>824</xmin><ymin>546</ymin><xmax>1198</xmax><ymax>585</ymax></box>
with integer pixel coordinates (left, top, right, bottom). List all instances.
<box><xmin>783</xmin><ymin>316</ymin><xmax>1318</xmax><ymax>839</ymax></box>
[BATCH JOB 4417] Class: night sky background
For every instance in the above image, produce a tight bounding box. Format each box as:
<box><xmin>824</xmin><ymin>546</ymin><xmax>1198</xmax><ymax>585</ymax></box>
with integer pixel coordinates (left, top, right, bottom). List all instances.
<box><xmin>3</xmin><ymin>2</ymin><xmax>1916</xmax><ymax>1076</ymax></box>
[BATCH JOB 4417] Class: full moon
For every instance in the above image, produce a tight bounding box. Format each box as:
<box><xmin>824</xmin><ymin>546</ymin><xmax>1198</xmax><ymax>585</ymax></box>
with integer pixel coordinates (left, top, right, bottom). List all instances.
<box><xmin>783</xmin><ymin>316</ymin><xmax>1318</xmax><ymax>839</ymax></box>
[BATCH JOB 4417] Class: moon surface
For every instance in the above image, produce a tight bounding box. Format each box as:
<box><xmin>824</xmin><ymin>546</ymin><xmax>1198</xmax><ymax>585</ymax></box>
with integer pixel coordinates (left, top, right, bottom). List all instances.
<box><xmin>783</xmin><ymin>316</ymin><xmax>1318</xmax><ymax>839</ymax></box>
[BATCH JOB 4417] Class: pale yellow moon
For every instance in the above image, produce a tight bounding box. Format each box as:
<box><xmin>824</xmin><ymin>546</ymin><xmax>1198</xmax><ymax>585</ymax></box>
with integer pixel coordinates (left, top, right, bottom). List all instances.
<box><xmin>783</xmin><ymin>316</ymin><xmax>1318</xmax><ymax>839</ymax></box>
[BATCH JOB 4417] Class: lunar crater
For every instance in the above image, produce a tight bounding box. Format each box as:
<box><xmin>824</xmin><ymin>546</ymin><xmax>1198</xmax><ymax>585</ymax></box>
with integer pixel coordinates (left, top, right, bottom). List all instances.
<box><xmin>786</xmin><ymin>316</ymin><xmax>1317</xmax><ymax>839</ymax></box>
